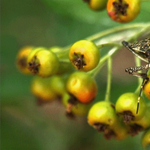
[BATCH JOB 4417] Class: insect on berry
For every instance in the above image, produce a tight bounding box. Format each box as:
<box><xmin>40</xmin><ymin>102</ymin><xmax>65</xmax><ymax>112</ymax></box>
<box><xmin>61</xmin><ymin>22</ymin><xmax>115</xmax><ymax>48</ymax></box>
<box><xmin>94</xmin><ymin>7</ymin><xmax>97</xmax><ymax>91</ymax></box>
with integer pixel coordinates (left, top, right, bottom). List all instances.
<box><xmin>122</xmin><ymin>38</ymin><xmax>150</xmax><ymax>114</ymax></box>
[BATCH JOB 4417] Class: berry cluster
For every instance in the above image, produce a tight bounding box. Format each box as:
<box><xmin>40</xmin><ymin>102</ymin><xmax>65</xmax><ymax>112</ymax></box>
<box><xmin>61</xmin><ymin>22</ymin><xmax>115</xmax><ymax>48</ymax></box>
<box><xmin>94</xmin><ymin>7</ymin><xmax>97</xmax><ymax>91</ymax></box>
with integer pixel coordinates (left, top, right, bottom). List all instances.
<box><xmin>16</xmin><ymin>23</ymin><xmax>150</xmax><ymax>148</ymax></box>
<box><xmin>83</xmin><ymin>0</ymin><xmax>141</xmax><ymax>23</ymax></box>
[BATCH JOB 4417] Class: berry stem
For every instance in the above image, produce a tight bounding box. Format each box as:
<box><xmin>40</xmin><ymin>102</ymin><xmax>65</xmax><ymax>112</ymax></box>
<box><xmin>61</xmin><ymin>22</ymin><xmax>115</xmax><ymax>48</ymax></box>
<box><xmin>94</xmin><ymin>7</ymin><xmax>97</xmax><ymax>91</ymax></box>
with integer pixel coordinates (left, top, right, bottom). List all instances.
<box><xmin>135</xmin><ymin>57</ymin><xmax>142</xmax><ymax>85</ymax></box>
<box><xmin>105</xmin><ymin>57</ymin><xmax>112</xmax><ymax>102</ymax></box>
<box><xmin>96</xmin><ymin>42</ymin><xmax>120</xmax><ymax>49</ymax></box>
<box><xmin>134</xmin><ymin>56</ymin><xmax>143</xmax><ymax>95</ymax></box>
<box><xmin>86</xmin><ymin>23</ymin><xmax>150</xmax><ymax>42</ymax></box>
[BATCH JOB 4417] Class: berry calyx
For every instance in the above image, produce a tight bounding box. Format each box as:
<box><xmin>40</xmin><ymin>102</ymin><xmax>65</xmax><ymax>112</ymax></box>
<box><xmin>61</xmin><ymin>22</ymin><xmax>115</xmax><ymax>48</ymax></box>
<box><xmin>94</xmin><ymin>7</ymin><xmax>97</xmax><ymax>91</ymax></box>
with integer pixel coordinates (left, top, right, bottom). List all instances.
<box><xmin>69</xmin><ymin>40</ymin><xmax>100</xmax><ymax>72</ymax></box>
<box><xmin>107</xmin><ymin>0</ymin><xmax>141</xmax><ymax>23</ymax></box>
<box><xmin>66</xmin><ymin>71</ymin><xmax>97</xmax><ymax>104</ymax></box>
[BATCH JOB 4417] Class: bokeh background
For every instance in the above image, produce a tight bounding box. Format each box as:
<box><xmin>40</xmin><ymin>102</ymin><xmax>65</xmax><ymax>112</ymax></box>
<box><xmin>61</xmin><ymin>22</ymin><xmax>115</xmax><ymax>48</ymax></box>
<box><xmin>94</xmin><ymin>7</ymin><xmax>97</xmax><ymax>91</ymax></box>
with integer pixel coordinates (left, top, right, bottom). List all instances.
<box><xmin>1</xmin><ymin>0</ymin><xmax>150</xmax><ymax>150</ymax></box>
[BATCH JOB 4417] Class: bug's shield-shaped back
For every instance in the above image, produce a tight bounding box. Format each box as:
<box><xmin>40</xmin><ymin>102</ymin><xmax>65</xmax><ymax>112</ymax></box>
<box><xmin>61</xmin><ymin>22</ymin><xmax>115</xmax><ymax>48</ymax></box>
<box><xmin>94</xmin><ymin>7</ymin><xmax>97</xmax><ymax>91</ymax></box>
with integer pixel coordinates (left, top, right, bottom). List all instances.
<box><xmin>122</xmin><ymin>38</ymin><xmax>150</xmax><ymax>63</ymax></box>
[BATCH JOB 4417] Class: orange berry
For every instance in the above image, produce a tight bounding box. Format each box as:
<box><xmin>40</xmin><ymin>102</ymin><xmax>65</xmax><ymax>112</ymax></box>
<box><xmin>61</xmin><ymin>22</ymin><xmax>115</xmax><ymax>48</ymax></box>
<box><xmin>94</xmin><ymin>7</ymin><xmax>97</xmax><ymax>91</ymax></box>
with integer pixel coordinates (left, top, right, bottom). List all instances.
<box><xmin>66</xmin><ymin>71</ymin><xmax>97</xmax><ymax>104</ymax></box>
<box><xmin>107</xmin><ymin>0</ymin><xmax>141</xmax><ymax>23</ymax></box>
<box><xmin>144</xmin><ymin>76</ymin><xmax>150</xmax><ymax>100</ymax></box>
<box><xmin>16</xmin><ymin>46</ymin><xmax>33</xmax><ymax>74</ymax></box>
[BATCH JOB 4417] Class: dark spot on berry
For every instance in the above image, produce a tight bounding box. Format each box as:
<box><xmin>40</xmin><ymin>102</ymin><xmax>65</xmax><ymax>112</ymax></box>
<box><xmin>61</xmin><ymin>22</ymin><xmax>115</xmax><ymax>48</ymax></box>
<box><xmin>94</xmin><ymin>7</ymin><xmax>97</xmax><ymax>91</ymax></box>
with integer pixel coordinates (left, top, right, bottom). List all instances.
<box><xmin>18</xmin><ymin>56</ymin><xmax>27</xmax><ymax>68</ymax></box>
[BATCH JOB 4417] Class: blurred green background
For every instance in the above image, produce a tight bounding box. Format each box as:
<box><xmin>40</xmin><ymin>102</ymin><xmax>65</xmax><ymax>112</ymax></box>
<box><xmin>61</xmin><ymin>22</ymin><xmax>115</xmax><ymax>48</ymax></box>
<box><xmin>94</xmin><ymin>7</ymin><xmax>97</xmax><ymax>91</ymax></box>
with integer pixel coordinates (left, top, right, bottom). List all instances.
<box><xmin>1</xmin><ymin>0</ymin><xmax>150</xmax><ymax>150</ymax></box>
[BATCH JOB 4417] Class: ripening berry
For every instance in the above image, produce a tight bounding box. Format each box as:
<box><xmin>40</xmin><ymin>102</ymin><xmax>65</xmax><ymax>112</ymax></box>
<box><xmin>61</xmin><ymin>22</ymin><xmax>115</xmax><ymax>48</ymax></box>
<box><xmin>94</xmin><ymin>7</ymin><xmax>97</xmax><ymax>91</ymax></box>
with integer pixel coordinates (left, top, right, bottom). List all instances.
<box><xmin>31</xmin><ymin>76</ymin><xmax>58</xmax><ymax>103</ymax></box>
<box><xmin>115</xmin><ymin>93</ymin><xmax>147</xmax><ymax>124</ymax></box>
<box><xmin>27</xmin><ymin>48</ymin><xmax>59</xmax><ymax>77</ymax></box>
<box><xmin>69</xmin><ymin>40</ymin><xmax>100</xmax><ymax>72</ymax></box>
<box><xmin>88</xmin><ymin>101</ymin><xmax>118</xmax><ymax>127</ymax></box>
<box><xmin>83</xmin><ymin>0</ymin><xmax>107</xmax><ymax>11</ymax></box>
<box><xmin>88</xmin><ymin>101</ymin><xmax>128</xmax><ymax>140</ymax></box>
<box><xmin>144</xmin><ymin>76</ymin><xmax>150</xmax><ymax>100</ymax></box>
<box><xmin>66</xmin><ymin>71</ymin><xmax>97</xmax><ymax>104</ymax></box>
<box><xmin>142</xmin><ymin>128</ymin><xmax>150</xmax><ymax>149</ymax></box>
<box><xmin>107</xmin><ymin>0</ymin><xmax>141</xmax><ymax>23</ymax></box>
<box><xmin>16</xmin><ymin>46</ymin><xmax>33</xmax><ymax>74</ymax></box>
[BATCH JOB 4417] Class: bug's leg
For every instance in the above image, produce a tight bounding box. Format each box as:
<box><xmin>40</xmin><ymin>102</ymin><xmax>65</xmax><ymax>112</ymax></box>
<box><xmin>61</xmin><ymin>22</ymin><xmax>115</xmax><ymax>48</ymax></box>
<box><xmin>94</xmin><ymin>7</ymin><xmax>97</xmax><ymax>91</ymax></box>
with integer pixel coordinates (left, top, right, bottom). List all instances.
<box><xmin>125</xmin><ymin>64</ymin><xmax>150</xmax><ymax>78</ymax></box>
<box><xmin>136</xmin><ymin>73</ymin><xmax>149</xmax><ymax>114</ymax></box>
<box><xmin>125</xmin><ymin>64</ymin><xmax>150</xmax><ymax>114</ymax></box>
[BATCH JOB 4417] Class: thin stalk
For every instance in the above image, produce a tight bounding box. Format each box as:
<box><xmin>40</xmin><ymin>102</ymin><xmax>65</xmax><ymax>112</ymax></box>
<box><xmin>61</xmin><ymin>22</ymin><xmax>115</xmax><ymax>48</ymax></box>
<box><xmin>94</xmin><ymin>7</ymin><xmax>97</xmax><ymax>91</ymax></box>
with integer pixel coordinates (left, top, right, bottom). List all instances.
<box><xmin>134</xmin><ymin>57</ymin><xmax>145</xmax><ymax>96</ymax></box>
<box><xmin>97</xmin><ymin>42</ymin><xmax>120</xmax><ymax>49</ymax></box>
<box><xmin>135</xmin><ymin>57</ymin><xmax>142</xmax><ymax>85</ymax></box>
<box><xmin>105</xmin><ymin>57</ymin><xmax>112</xmax><ymax>102</ymax></box>
<box><xmin>86</xmin><ymin>23</ymin><xmax>150</xmax><ymax>41</ymax></box>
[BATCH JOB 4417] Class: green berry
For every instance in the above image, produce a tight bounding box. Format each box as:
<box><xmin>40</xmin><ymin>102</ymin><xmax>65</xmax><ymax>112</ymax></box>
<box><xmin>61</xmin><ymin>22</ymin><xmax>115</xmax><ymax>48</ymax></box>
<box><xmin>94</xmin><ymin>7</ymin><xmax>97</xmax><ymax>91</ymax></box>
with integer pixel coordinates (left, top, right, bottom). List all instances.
<box><xmin>88</xmin><ymin>101</ymin><xmax>118</xmax><ymax>127</ymax></box>
<box><xmin>115</xmin><ymin>93</ymin><xmax>147</xmax><ymax>124</ymax></box>
<box><xmin>132</xmin><ymin>103</ymin><xmax>150</xmax><ymax>130</ymax></box>
<box><xmin>27</xmin><ymin>48</ymin><xmax>59</xmax><ymax>77</ymax></box>
<box><xmin>88</xmin><ymin>101</ymin><xmax>128</xmax><ymax>140</ymax></box>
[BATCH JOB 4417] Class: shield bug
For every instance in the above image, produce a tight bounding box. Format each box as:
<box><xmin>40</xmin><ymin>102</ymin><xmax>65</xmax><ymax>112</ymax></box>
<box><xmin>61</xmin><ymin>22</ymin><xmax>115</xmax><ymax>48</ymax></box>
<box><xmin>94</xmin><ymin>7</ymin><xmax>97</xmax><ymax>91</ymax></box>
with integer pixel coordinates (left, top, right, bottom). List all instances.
<box><xmin>122</xmin><ymin>38</ymin><xmax>150</xmax><ymax>114</ymax></box>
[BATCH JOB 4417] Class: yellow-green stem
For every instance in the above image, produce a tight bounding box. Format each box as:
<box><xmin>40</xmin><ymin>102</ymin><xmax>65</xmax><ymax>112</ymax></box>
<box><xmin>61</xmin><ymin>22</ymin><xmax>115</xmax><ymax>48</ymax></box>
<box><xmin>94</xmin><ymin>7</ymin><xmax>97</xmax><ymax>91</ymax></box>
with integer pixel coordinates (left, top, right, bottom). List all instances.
<box><xmin>86</xmin><ymin>23</ymin><xmax>150</xmax><ymax>41</ymax></box>
<box><xmin>105</xmin><ymin>57</ymin><xmax>112</xmax><ymax>102</ymax></box>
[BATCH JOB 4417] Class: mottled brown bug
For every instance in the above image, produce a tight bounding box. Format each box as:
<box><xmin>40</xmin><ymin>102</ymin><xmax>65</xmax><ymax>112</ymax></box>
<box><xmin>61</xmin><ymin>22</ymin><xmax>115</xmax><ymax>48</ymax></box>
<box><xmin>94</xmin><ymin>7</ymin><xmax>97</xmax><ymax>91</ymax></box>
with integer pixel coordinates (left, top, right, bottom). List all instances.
<box><xmin>122</xmin><ymin>38</ymin><xmax>150</xmax><ymax>114</ymax></box>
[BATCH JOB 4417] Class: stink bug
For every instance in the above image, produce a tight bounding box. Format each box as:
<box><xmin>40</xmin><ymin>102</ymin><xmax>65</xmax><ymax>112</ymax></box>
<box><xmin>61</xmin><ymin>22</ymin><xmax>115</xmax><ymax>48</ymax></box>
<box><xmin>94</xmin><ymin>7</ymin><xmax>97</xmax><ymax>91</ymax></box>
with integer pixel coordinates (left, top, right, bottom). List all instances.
<box><xmin>122</xmin><ymin>38</ymin><xmax>150</xmax><ymax>114</ymax></box>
